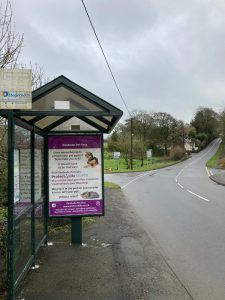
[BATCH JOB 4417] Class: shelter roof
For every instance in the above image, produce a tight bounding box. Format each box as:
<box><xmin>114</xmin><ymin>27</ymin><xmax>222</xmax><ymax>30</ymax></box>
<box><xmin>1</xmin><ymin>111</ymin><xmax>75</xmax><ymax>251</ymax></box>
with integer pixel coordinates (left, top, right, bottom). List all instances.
<box><xmin>3</xmin><ymin>75</ymin><xmax>123</xmax><ymax>133</ymax></box>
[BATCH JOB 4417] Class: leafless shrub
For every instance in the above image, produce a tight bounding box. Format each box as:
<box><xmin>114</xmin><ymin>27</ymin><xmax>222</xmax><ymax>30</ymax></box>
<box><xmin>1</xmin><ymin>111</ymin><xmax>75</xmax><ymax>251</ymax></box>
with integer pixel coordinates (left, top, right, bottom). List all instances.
<box><xmin>218</xmin><ymin>158</ymin><xmax>225</xmax><ymax>169</ymax></box>
<box><xmin>170</xmin><ymin>145</ymin><xmax>185</xmax><ymax>161</ymax></box>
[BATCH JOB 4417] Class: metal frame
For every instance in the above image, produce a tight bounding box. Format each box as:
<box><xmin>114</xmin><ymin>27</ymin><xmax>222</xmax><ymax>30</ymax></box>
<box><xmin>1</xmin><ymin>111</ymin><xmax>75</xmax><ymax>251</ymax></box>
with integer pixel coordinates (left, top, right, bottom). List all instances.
<box><xmin>5</xmin><ymin>111</ymin><xmax>47</xmax><ymax>299</ymax></box>
<box><xmin>47</xmin><ymin>132</ymin><xmax>104</xmax><ymax>219</ymax></box>
<box><xmin>2</xmin><ymin>75</ymin><xmax>123</xmax><ymax>300</ymax></box>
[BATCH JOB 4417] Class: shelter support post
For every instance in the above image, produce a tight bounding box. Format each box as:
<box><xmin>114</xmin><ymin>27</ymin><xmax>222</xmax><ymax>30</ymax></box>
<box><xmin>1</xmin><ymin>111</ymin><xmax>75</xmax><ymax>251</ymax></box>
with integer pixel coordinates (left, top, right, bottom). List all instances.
<box><xmin>71</xmin><ymin>217</ymin><xmax>82</xmax><ymax>245</ymax></box>
<box><xmin>44</xmin><ymin>136</ymin><xmax>49</xmax><ymax>243</ymax></box>
<box><xmin>7</xmin><ymin>111</ymin><xmax>14</xmax><ymax>300</ymax></box>
<box><xmin>31</xmin><ymin>129</ymin><xmax>36</xmax><ymax>264</ymax></box>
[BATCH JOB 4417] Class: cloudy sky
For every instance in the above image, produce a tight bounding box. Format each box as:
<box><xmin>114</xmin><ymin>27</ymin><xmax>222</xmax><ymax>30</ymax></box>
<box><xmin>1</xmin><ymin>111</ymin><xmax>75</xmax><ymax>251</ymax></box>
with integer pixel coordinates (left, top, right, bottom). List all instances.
<box><xmin>9</xmin><ymin>0</ymin><xmax>225</xmax><ymax>122</ymax></box>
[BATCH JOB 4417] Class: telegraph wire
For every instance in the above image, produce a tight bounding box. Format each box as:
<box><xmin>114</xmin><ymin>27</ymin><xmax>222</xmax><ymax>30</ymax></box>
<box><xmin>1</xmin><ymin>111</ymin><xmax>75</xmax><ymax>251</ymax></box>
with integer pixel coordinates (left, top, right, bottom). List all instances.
<box><xmin>81</xmin><ymin>0</ymin><xmax>131</xmax><ymax>117</ymax></box>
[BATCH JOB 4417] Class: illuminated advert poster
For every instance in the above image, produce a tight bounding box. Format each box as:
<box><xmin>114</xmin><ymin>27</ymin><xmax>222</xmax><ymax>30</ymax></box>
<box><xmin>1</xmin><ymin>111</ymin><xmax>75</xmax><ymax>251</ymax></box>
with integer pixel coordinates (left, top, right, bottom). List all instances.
<box><xmin>48</xmin><ymin>135</ymin><xmax>103</xmax><ymax>217</ymax></box>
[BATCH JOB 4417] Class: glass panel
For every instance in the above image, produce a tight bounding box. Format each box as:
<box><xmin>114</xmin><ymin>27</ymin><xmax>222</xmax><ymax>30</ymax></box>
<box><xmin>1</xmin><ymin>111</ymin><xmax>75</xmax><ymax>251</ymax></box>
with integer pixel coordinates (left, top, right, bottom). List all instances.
<box><xmin>52</xmin><ymin>116</ymin><xmax>98</xmax><ymax>131</ymax></box>
<box><xmin>35</xmin><ymin>116</ymin><xmax>63</xmax><ymax>129</ymax></box>
<box><xmin>32</xmin><ymin>86</ymin><xmax>104</xmax><ymax>111</ymax></box>
<box><xmin>35</xmin><ymin>135</ymin><xmax>44</xmax><ymax>202</ymax></box>
<box><xmin>103</xmin><ymin>116</ymin><xmax>113</xmax><ymax>121</ymax></box>
<box><xmin>34</xmin><ymin>134</ymin><xmax>45</xmax><ymax>247</ymax></box>
<box><xmin>86</xmin><ymin>116</ymin><xmax>108</xmax><ymax>129</ymax></box>
<box><xmin>35</xmin><ymin>203</ymin><xmax>44</xmax><ymax>247</ymax></box>
<box><xmin>21</xmin><ymin>116</ymin><xmax>36</xmax><ymax>121</ymax></box>
<box><xmin>13</xmin><ymin>126</ymin><xmax>32</xmax><ymax>284</ymax></box>
<box><xmin>13</xmin><ymin>211</ymin><xmax>31</xmax><ymax>283</ymax></box>
<box><xmin>14</xmin><ymin>126</ymin><xmax>32</xmax><ymax>219</ymax></box>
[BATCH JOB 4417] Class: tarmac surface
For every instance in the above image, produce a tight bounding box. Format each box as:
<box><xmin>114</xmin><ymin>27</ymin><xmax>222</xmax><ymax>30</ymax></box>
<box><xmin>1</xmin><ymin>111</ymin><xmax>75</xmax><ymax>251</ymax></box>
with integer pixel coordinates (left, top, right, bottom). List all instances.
<box><xmin>17</xmin><ymin>188</ymin><xmax>192</xmax><ymax>300</ymax></box>
<box><xmin>209</xmin><ymin>169</ymin><xmax>225</xmax><ymax>186</ymax></box>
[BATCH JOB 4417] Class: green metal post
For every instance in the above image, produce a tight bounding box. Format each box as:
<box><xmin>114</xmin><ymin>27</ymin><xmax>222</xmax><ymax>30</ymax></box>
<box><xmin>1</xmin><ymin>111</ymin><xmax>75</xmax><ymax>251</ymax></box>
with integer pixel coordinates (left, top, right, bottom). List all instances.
<box><xmin>44</xmin><ymin>136</ymin><xmax>49</xmax><ymax>242</ymax></box>
<box><xmin>101</xmin><ymin>134</ymin><xmax>105</xmax><ymax>215</ymax></box>
<box><xmin>31</xmin><ymin>129</ymin><xmax>36</xmax><ymax>263</ymax></box>
<box><xmin>7</xmin><ymin>111</ymin><xmax>14</xmax><ymax>300</ymax></box>
<box><xmin>71</xmin><ymin>217</ymin><xmax>82</xmax><ymax>244</ymax></box>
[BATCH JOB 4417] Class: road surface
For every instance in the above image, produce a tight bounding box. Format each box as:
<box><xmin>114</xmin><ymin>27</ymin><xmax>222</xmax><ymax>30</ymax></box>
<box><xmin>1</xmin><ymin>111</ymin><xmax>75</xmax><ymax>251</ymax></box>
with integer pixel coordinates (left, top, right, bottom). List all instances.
<box><xmin>105</xmin><ymin>139</ymin><xmax>225</xmax><ymax>300</ymax></box>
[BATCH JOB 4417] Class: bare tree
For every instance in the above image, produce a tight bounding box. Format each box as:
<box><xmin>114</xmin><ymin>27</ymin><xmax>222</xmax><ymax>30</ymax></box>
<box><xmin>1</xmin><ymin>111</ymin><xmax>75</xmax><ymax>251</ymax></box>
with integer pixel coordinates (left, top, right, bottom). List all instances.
<box><xmin>20</xmin><ymin>62</ymin><xmax>50</xmax><ymax>90</ymax></box>
<box><xmin>31</xmin><ymin>63</ymin><xmax>46</xmax><ymax>89</ymax></box>
<box><xmin>0</xmin><ymin>0</ymin><xmax>23</xmax><ymax>68</ymax></box>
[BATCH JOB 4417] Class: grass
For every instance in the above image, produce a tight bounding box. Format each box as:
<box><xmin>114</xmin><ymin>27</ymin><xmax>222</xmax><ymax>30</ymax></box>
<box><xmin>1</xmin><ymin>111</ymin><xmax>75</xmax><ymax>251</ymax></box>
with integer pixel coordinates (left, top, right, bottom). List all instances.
<box><xmin>206</xmin><ymin>143</ymin><xmax>224</xmax><ymax>168</ymax></box>
<box><xmin>104</xmin><ymin>152</ymin><xmax>187</xmax><ymax>173</ymax></box>
<box><xmin>0</xmin><ymin>207</ymin><xmax>7</xmax><ymax>221</ymax></box>
<box><xmin>82</xmin><ymin>217</ymin><xmax>96</xmax><ymax>225</ymax></box>
<box><xmin>104</xmin><ymin>181</ymin><xmax>121</xmax><ymax>189</ymax></box>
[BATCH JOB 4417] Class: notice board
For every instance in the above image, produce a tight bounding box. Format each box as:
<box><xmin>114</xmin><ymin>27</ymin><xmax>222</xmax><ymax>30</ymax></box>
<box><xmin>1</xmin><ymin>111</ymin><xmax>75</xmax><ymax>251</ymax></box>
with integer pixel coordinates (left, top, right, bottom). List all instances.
<box><xmin>48</xmin><ymin>135</ymin><xmax>103</xmax><ymax>217</ymax></box>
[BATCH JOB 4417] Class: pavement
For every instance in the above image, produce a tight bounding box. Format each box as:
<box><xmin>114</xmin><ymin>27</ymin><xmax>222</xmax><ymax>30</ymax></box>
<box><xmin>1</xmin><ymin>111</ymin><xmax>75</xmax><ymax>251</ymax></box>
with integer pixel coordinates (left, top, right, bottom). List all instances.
<box><xmin>17</xmin><ymin>188</ymin><xmax>192</xmax><ymax>300</ymax></box>
<box><xmin>209</xmin><ymin>169</ymin><xmax>225</xmax><ymax>186</ymax></box>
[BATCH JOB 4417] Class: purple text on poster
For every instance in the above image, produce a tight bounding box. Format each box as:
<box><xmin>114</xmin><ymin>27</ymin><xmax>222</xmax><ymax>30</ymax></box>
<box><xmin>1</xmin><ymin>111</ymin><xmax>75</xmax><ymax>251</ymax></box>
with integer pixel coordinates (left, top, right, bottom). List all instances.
<box><xmin>48</xmin><ymin>135</ymin><xmax>101</xmax><ymax>149</ymax></box>
<box><xmin>49</xmin><ymin>200</ymin><xmax>103</xmax><ymax>217</ymax></box>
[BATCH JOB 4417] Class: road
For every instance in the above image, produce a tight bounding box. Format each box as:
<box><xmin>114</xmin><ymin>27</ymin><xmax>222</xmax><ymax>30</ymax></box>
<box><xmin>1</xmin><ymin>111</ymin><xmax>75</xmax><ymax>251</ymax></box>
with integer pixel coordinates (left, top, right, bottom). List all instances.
<box><xmin>105</xmin><ymin>139</ymin><xmax>225</xmax><ymax>300</ymax></box>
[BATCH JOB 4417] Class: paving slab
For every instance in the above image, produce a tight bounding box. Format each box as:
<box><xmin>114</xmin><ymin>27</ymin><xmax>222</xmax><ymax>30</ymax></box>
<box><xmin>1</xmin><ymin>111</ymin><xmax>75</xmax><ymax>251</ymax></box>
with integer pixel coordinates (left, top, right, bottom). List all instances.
<box><xmin>17</xmin><ymin>188</ymin><xmax>192</xmax><ymax>300</ymax></box>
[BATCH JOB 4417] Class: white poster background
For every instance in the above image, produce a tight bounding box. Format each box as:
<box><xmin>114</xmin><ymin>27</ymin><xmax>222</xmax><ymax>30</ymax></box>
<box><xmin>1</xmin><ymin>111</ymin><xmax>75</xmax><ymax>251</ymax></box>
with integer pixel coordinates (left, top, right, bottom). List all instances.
<box><xmin>14</xmin><ymin>149</ymin><xmax>20</xmax><ymax>203</ymax></box>
<box><xmin>49</xmin><ymin>148</ymin><xmax>102</xmax><ymax>202</ymax></box>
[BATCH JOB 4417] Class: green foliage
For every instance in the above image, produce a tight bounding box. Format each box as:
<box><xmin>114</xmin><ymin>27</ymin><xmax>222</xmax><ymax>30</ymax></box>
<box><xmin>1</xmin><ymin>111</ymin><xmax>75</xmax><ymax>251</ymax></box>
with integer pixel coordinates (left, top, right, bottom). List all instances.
<box><xmin>220</xmin><ymin>109</ymin><xmax>225</xmax><ymax>143</ymax></box>
<box><xmin>151</xmin><ymin>112</ymin><xmax>177</xmax><ymax>154</ymax></box>
<box><xmin>0</xmin><ymin>208</ymin><xmax>7</xmax><ymax>221</ymax></box>
<box><xmin>103</xmin><ymin>142</ymin><xmax>108</xmax><ymax>150</ymax></box>
<box><xmin>104</xmin><ymin>182</ymin><xmax>121</xmax><ymax>189</ymax></box>
<box><xmin>0</xmin><ymin>182</ymin><xmax>7</xmax><ymax>207</ymax></box>
<box><xmin>0</xmin><ymin>218</ymin><xmax>7</xmax><ymax>298</ymax></box>
<box><xmin>195</xmin><ymin>132</ymin><xmax>208</xmax><ymax>142</ymax></box>
<box><xmin>82</xmin><ymin>217</ymin><xmax>96</xmax><ymax>225</ymax></box>
<box><xmin>104</xmin><ymin>155</ymin><xmax>185</xmax><ymax>173</ymax></box>
<box><xmin>104</xmin><ymin>150</ymin><xmax>113</xmax><ymax>160</ymax></box>
<box><xmin>207</xmin><ymin>143</ymin><xmax>224</xmax><ymax>168</ymax></box>
<box><xmin>188</xmin><ymin>127</ymin><xmax>196</xmax><ymax>139</ymax></box>
<box><xmin>191</xmin><ymin>107</ymin><xmax>219</xmax><ymax>142</ymax></box>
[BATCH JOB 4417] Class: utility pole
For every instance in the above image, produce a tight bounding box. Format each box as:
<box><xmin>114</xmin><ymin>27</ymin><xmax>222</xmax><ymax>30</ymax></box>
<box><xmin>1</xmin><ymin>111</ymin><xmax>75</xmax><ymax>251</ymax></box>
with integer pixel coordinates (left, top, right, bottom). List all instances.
<box><xmin>130</xmin><ymin>117</ymin><xmax>133</xmax><ymax>170</ymax></box>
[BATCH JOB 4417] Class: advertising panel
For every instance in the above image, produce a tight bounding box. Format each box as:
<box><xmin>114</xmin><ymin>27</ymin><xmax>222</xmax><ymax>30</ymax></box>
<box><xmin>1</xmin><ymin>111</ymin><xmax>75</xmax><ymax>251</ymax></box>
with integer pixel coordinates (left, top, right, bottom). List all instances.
<box><xmin>0</xmin><ymin>69</ymin><xmax>32</xmax><ymax>109</ymax></box>
<box><xmin>48</xmin><ymin>135</ymin><xmax>103</xmax><ymax>217</ymax></box>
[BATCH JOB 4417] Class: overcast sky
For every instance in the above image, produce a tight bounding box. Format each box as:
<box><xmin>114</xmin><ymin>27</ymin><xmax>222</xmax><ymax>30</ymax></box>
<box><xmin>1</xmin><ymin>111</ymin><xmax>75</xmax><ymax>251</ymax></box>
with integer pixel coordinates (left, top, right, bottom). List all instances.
<box><xmin>10</xmin><ymin>0</ymin><xmax>225</xmax><ymax>123</ymax></box>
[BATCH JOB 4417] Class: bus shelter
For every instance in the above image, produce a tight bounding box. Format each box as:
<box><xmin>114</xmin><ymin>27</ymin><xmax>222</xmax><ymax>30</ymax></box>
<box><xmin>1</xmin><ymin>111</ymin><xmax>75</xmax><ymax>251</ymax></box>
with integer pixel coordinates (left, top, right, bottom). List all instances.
<box><xmin>0</xmin><ymin>75</ymin><xmax>123</xmax><ymax>299</ymax></box>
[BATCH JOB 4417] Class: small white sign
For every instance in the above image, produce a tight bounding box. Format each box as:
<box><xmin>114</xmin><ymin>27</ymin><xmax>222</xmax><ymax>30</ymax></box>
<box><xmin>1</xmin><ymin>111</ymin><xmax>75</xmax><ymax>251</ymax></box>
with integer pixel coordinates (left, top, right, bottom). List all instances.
<box><xmin>146</xmin><ymin>149</ymin><xmax>152</xmax><ymax>159</ymax></box>
<box><xmin>0</xmin><ymin>69</ymin><xmax>32</xmax><ymax>109</ymax></box>
<box><xmin>114</xmin><ymin>152</ymin><xmax>121</xmax><ymax>159</ymax></box>
<box><xmin>54</xmin><ymin>100</ymin><xmax>70</xmax><ymax>109</ymax></box>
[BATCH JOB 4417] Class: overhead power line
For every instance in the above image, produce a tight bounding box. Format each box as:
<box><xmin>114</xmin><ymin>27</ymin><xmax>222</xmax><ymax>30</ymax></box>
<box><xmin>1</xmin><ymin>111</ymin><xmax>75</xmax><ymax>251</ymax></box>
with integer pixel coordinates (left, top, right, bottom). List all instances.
<box><xmin>81</xmin><ymin>0</ymin><xmax>131</xmax><ymax>117</ymax></box>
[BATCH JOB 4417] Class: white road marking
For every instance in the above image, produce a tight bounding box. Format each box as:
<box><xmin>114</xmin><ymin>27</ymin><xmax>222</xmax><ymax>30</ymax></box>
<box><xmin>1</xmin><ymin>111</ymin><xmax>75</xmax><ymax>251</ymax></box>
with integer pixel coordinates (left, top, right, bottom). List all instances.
<box><xmin>187</xmin><ymin>139</ymin><xmax>221</xmax><ymax>167</ymax></box>
<box><xmin>187</xmin><ymin>190</ymin><xmax>210</xmax><ymax>202</ymax></box>
<box><xmin>205</xmin><ymin>167</ymin><xmax>212</xmax><ymax>177</ymax></box>
<box><xmin>121</xmin><ymin>171</ymin><xmax>153</xmax><ymax>189</ymax></box>
<box><xmin>175</xmin><ymin>139</ymin><xmax>221</xmax><ymax>202</ymax></box>
<box><xmin>178</xmin><ymin>183</ymin><xmax>183</xmax><ymax>189</ymax></box>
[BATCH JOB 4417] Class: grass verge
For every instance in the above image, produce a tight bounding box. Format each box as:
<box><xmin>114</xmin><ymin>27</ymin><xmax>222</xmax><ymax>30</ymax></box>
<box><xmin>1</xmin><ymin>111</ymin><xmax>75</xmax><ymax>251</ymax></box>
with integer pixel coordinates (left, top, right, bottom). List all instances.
<box><xmin>104</xmin><ymin>157</ymin><xmax>187</xmax><ymax>173</ymax></box>
<box><xmin>104</xmin><ymin>181</ymin><xmax>121</xmax><ymax>189</ymax></box>
<box><xmin>206</xmin><ymin>143</ymin><xmax>224</xmax><ymax>168</ymax></box>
